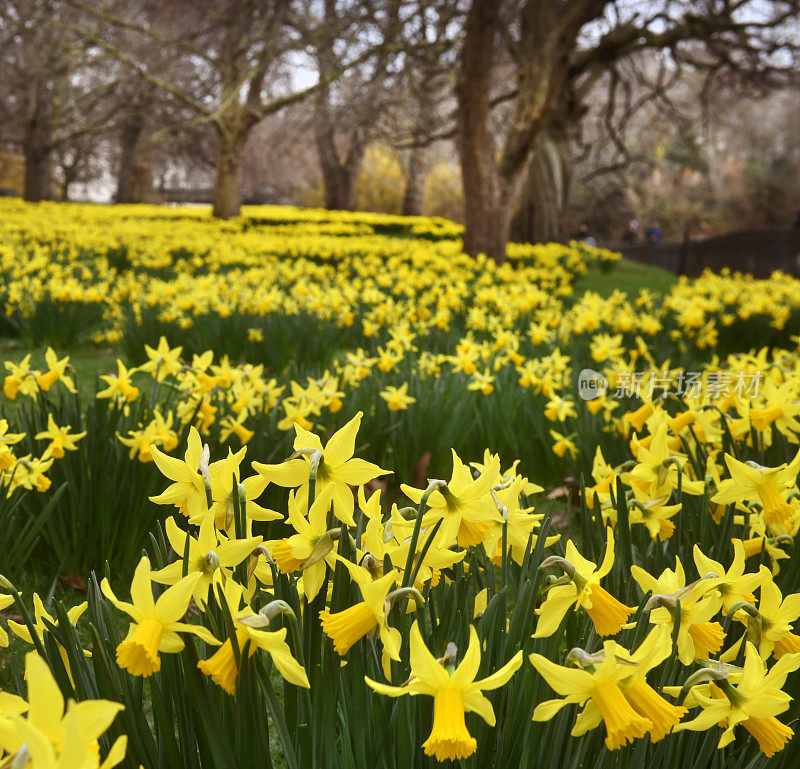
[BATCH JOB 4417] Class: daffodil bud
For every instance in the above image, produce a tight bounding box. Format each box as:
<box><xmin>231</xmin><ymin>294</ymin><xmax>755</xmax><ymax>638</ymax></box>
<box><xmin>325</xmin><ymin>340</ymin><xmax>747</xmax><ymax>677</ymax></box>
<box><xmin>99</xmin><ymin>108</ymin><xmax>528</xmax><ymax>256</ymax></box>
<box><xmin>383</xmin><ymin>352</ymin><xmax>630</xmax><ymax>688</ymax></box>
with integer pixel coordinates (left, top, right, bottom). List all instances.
<box><xmin>198</xmin><ymin>444</ymin><xmax>211</xmax><ymax>480</ymax></box>
<box><xmin>678</xmin><ymin>664</ymin><xmax>731</xmax><ymax>703</ymax></box>
<box><xmin>223</xmin><ymin>495</ymin><xmax>235</xmax><ymax>530</ymax></box>
<box><xmin>360</xmin><ymin>553</ymin><xmax>381</xmax><ymax>574</ymax></box>
<box><xmin>262</xmin><ymin>599</ymin><xmax>296</xmax><ymax>624</ymax></box>
<box><xmin>645</xmin><ymin>593</ymin><xmax>679</xmax><ymax>611</ymax></box>
<box><xmin>308</xmin><ymin>449</ymin><xmax>324</xmax><ymax>480</ymax></box>
<box><xmin>491</xmin><ymin>489</ymin><xmax>508</xmax><ymax>521</ymax></box>
<box><xmin>204</xmin><ymin>550</ymin><xmax>221</xmax><ymax>573</ymax></box>
<box><xmin>298</xmin><ymin>529</ymin><xmax>340</xmax><ymax>569</ymax></box>
<box><xmin>222</xmin><ymin>482</ymin><xmax>248</xmax><ymax>530</ymax></box>
<box><xmin>385</xmin><ymin>586</ymin><xmax>425</xmax><ymax>615</ymax></box>
<box><xmin>247</xmin><ymin>546</ymin><xmax>273</xmax><ymax>583</ymax></box>
<box><xmin>540</xmin><ymin>555</ymin><xmax>585</xmax><ymax>589</ymax></box>
<box><xmin>440</xmin><ymin>641</ymin><xmax>458</xmax><ymax>667</ymax></box>
<box><xmin>0</xmin><ymin>573</ymin><xmax>15</xmax><ymax>591</ymax></box>
<box><xmin>10</xmin><ymin>744</ymin><xmax>30</xmax><ymax>769</ymax></box>
<box><xmin>567</xmin><ymin>647</ymin><xmax>604</xmax><ymax>668</ymax></box>
<box><xmin>199</xmin><ymin>444</ymin><xmax>213</xmax><ymax>507</ymax></box>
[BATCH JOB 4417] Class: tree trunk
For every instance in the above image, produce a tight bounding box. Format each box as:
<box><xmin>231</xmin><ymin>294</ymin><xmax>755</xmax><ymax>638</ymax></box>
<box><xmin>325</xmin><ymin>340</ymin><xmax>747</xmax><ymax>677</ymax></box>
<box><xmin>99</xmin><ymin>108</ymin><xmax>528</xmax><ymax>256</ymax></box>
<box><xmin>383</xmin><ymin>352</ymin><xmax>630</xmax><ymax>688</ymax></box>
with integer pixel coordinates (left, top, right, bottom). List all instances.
<box><xmin>212</xmin><ymin>130</ymin><xmax>247</xmax><ymax>219</ymax></box>
<box><xmin>402</xmin><ymin>146</ymin><xmax>426</xmax><ymax>217</ymax></box>
<box><xmin>456</xmin><ymin>0</ymin><xmax>507</xmax><ymax>263</ymax></box>
<box><xmin>462</xmin><ymin>181</ymin><xmax>513</xmax><ymax>262</ymax></box>
<box><xmin>23</xmin><ymin>147</ymin><xmax>50</xmax><ymax>202</ymax></box>
<box><xmin>59</xmin><ymin>173</ymin><xmax>74</xmax><ymax>201</ymax></box>
<box><xmin>314</xmin><ymin>80</ymin><xmax>365</xmax><ymax>211</ymax></box>
<box><xmin>316</xmin><ymin>129</ymin><xmax>364</xmax><ymax>211</ymax></box>
<box><xmin>130</xmin><ymin>152</ymin><xmax>157</xmax><ymax>204</ymax></box>
<box><xmin>116</xmin><ymin>120</ymin><xmax>144</xmax><ymax>204</ymax></box>
<box><xmin>457</xmin><ymin>0</ymin><xmax>600</xmax><ymax>261</ymax></box>
<box><xmin>23</xmin><ymin>78</ymin><xmax>52</xmax><ymax>202</ymax></box>
<box><xmin>321</xmin><ymin>158</ymin><xmax>360</xmax><ymax>211</ymax></box>
<box><xmin>511</xmin><ymin>135</ymin><xmax>567</xmax><ymax>244</ymax></box>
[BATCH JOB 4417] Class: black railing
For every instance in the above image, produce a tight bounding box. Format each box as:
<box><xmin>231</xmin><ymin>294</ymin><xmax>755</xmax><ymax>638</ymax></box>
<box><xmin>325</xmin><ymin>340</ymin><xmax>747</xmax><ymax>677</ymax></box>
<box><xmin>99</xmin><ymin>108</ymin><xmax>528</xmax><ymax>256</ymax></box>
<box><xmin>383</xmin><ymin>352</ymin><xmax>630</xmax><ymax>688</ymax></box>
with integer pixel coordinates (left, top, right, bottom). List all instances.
<box><xmin>601</xmin><ymin>230</ymin><xmax>800</xmax><ymax>278</ymax></box>
<box><xmin>159</xmin><ymin>188</ymin><xmax>275</xmax><ymax>205</ymax></box>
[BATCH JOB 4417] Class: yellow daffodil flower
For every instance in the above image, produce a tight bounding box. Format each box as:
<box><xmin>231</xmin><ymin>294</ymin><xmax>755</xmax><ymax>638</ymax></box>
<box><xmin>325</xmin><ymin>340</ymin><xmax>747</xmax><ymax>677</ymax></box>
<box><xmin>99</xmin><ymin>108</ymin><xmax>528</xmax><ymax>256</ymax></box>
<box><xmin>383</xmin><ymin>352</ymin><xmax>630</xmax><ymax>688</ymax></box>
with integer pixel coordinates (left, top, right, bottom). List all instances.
<box><xmin>632</xmin><ymin>560</ymin><xmax>723</xmax><ymax>664</ymax></box>
<box><xmin>150</xmin><ymin>515</ymin><xmax>261</xmax><ymax>601</ymax></box>
<box><xmin>0</xmin><ymin>593</ymin><xmax>14</xmax><ymax>647</ymax></box>
<box><xmin>366</xmin><ymin>622</ymin><xmax>522</xmax><ymax>762</ymax></box>
<box><xmin>677</xmin><ymin>642</ymin><xmax>800</xmax><ymax>757</ymax></box>
<box><xmin>379</xmin><ymin>383</ymin><xmax>416</xmax><ymax>411</ymax></box>
<box><xmin>101</xmin><ymin>556</ymin><xmax>219</xmax><ymax>677</ymax></box>
<box><xmin>3</xmin><ymin>355</ymin><xmax>38</xmax><ymax>401</ymax></box>
<box><xmin>320</xmin><ymin>567</ymin><xmax>402</xmax><ymax>664</ymax></box>
<box><xmin>253</xmin><ymin>411</ymin><xmax>389</xmax><ymax>526</ymax></box>
<box><xmin>549</xmin><ymin>429</ymin><xmax>578</xmax><ymax>460</ymax></box>
<box><xmin>198</xmin><ymin>576</ymin><xmax>309</xmax><ymax>694</ymax></box>
<box><xmin>270</xmin><ymin>485</ymin><xmax>338</xmax><ymax>602</ymax></box>
<box><xmin>0</xmin><ymin>419</ymin><xmax>24</xmax><ymax>471</ymax></box>
<box><xmin>535</xmin><ymin>528</ymin><xmax>631</xmax><ymax>638</ymax></box>
<box><xmin>531</xmin><ymin>640</ymin><xmax>652</xmax><ymax>750</ymax></box>
<box><xmin>692</xmin><ymin>539</ymin><xmax>768</xmax><ymax>614</ymax></box>
<box><xmin>400</xmin><ymin>450</ymin><xmax>502</xmax><ymax>548</ymax></box>
<box><xmin>149</xmin><ymin>427</ymin><xmax>219</xmax><ymax>520</ymax></box>
<box><xmin>6</xmin><ymin>594</ymin><xmax>88</xmax><ymax>679</ymax></box>
<box><xmin>0</xmin><ymin>652</ymin><xmax>126</xmax><ymax>769</ymax></box>
<box><xmin>96</xmin><ymin>359</ymin><xmax>140</xmax><ymax>404</ymax></box>
<box><xmin>140</xmin><ymin>336</ymin><xmax>183</xmax><ymax>381</ymax></box>
<box><xmin>34</xmin><ymin>414</ymin><xmax>86</xmax><ymax>459</ymax></box>
<box><xmin>713</xmin><ymin>451</ymin><xmax>800</xmax><ymax>528</ymax></box>
<box><xmin>35</xmin><ymin>348</ymin><xmax>76</xmax><ymax>393</ymax></box>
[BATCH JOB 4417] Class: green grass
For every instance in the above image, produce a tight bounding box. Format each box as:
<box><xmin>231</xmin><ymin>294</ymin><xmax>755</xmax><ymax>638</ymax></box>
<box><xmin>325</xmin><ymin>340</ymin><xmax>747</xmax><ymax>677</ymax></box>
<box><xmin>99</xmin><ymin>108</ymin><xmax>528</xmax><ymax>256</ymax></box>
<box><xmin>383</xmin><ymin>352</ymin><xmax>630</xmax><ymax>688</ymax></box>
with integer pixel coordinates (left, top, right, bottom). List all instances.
<box><xmin>0</xmin><ymin>340</ymin><xmax>121</xmax><ymax>398</ymax></box>
<box><xmin>573</xmin><ymin>259</ymin><xmax>677</xmax><ymax>298</ymax></box>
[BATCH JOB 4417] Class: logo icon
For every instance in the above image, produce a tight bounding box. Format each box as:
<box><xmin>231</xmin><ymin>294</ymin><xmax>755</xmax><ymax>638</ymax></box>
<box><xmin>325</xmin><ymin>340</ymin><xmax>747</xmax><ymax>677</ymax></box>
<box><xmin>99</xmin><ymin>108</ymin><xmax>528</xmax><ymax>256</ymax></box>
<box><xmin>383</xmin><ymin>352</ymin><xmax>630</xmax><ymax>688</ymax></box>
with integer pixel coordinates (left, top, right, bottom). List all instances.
<box><xmin>577</xmin><ymin>368</ymin><xmax>608</xmax><ymax>401</ymax></box>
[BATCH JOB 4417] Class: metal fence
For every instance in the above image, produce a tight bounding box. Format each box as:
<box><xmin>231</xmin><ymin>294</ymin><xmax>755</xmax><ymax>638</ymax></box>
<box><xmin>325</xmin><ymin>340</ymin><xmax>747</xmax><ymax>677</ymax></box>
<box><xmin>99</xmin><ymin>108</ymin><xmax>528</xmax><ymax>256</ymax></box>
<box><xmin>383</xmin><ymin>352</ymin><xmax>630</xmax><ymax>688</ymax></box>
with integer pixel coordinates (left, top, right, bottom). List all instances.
<box><xmin>601</xmin><ymin>229</ymin><xmax>800</xmax><ymax>278</ymax></box>
<box><xmin>159</xmin><ymin>188</ymin><xmax>276</xmax><ymax>205</ymax></box>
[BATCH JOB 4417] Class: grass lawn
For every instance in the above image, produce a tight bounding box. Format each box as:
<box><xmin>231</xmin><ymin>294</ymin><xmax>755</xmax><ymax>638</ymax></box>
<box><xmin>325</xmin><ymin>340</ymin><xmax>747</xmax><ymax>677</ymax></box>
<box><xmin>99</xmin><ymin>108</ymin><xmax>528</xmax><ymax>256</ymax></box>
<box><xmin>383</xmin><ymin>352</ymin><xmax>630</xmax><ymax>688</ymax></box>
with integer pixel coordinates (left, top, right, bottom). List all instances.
<box><xmin>573</xmin><ymin>258</ymin><xmax>677</xmax><ymax>298</ymax></box>
<box><xmin>0</xmin><ymin>340</ymin><xmax>121</xmax><ymax>398</ymax></box>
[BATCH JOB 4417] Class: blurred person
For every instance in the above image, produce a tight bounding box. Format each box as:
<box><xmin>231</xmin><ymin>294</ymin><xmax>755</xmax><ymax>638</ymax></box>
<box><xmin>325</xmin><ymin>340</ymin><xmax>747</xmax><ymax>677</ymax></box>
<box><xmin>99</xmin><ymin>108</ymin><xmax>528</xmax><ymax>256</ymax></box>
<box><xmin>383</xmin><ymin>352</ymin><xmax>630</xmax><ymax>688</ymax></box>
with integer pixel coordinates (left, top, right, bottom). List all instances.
<box><xmin>576</xmin><ymin>223</ymin><xmax>597</xmax><ymax>247</ymax></box>
<box><xmin>645</xmin><ymin>219</ymin><xmax>663</xmax><ymax>246</ymax></box>
<box><xmin>622</xmin><ymin>220</ymin><xmax>638</xmax><ymax>245</ymax></box>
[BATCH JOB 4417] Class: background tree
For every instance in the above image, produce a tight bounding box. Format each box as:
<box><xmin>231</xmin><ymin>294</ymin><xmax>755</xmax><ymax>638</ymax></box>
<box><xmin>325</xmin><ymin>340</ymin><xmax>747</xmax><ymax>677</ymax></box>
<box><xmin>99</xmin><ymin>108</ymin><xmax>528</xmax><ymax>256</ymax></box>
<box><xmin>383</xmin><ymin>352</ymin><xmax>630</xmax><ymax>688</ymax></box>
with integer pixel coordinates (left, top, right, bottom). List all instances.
<box><xmin>564</xmin><ymin>55</ymin><xmax>800</xmax><ymax>240</ymax></box>
<box><xmin>454</xmin><ymin>0</ymin><xmax>800</xmax><ymax>263</ymax></box>
<box><xmin>73</xmin><ymin>0</ymin><xmax>407</xmax><ymax>218</ymax></box>
<box><xmin>309</xmin><ymin>0</ymin><xmax>421</xmax><ymax>211</ymax></box>
<box><xmin>392</xmin><ymin>0</ymin><xmax>462</xmax><ymax>216</ymax></box>
<box><xmin>0</xmin><ymin>0</ymin><xmax>117</xmax><ymax>201</ymax></box>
